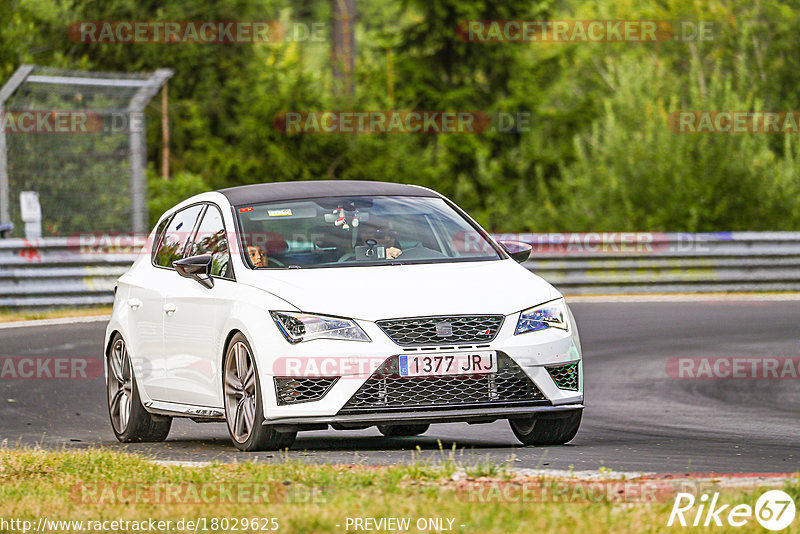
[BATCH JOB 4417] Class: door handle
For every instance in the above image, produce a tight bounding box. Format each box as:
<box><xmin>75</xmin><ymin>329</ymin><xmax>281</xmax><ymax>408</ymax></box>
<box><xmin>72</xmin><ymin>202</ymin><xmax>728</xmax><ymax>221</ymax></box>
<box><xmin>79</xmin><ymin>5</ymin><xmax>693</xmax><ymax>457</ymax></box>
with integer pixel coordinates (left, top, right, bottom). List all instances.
<box><xmin>162</xmin><ymin>303</ymin><xmax>177</xmax><ymax>315</ymax></box>
<box><xmin>127</xmin><ymin>298</ymin><xmax>142</xmax><ymax>310</ymax></box>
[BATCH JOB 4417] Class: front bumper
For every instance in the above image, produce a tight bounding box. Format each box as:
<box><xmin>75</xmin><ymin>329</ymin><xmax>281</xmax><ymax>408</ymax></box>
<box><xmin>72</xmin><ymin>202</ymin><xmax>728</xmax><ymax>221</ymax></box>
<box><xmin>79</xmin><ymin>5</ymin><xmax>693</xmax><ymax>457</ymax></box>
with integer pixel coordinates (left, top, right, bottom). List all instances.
<box><xmin>268</xmin><ymin>404</ymin><xmax>584</xmax><ymax>432</ymax></box>
<box><xmin>257</xmin><ymin>310</ymin><xmax>583</xmax><ymax>425</ymax></box>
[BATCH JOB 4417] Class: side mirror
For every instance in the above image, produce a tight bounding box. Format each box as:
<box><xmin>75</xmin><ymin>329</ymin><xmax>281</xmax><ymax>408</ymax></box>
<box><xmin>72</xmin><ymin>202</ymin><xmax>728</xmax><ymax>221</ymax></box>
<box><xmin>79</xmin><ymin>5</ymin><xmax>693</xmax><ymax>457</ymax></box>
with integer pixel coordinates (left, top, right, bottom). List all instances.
<box><xmin>173</xmin><ymin>254</ymin><xmax>214</xmax><ymax>288</ymax></box>
<box><xmin>498</xmin><ymin>241</ymin><xmax>532</xmax><ymax>263</ymax></box>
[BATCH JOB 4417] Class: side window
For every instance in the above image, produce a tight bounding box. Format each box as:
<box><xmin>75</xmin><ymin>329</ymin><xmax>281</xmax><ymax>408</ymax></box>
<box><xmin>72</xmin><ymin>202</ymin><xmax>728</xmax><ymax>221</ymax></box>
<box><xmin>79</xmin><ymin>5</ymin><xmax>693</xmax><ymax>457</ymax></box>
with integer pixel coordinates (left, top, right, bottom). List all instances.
<box><xmin>153</xmin><ymin>204</ymin><xmax>204</xmax><ymax>268</ymax></box>
<box><xmin>189</xmin><ymin>205</ymin><xmax>232</xmax><ymax>279</ymax></box>
<box><xmin>151</xmin><ymin>216</ymin><xmax>171</xmax><ymax>260</ymax></box>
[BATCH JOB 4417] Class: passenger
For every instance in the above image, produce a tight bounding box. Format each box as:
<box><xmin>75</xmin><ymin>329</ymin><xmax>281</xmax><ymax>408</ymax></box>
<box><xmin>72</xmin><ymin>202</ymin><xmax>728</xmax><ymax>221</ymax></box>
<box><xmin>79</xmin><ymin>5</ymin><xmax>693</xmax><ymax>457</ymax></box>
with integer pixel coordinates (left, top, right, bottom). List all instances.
<box><xmin>247</xmin><ymin>245</ymin><xmax>267</xmax><ymax>267</ymax></box>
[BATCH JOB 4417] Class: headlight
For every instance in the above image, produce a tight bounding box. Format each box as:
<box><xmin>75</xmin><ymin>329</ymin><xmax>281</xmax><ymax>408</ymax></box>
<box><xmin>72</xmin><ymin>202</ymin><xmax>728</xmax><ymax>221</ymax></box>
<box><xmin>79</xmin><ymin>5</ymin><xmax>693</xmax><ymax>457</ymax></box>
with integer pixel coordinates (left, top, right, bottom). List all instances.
<box><xmin>271</xmin><ymin>311</ymin><xmax>371</xmax><ymax>344</ymax></box>
<box><xmin>515</xmin><ymin>299</ymin><xmax>569</xmax><ymax>335</ymax></box>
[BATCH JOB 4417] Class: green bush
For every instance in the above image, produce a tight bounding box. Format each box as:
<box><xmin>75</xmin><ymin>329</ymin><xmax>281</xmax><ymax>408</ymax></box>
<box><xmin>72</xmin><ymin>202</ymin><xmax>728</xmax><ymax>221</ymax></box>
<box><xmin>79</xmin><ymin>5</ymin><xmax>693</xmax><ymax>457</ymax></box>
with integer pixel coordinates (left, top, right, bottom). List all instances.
<box><xmin>554</xmin><ymin>55</ymin><xmax>800</xmax><ymax>231</ymax></box>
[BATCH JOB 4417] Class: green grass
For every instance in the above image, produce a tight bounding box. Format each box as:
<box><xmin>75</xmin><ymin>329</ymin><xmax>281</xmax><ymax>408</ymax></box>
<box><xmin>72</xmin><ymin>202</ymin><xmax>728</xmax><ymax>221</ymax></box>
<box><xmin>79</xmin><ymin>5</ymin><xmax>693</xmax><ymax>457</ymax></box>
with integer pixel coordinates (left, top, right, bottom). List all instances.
<box><xmin>0</xmin><ymin>448</ymin><xmax>798</xmax><ymax>533</ymax></box>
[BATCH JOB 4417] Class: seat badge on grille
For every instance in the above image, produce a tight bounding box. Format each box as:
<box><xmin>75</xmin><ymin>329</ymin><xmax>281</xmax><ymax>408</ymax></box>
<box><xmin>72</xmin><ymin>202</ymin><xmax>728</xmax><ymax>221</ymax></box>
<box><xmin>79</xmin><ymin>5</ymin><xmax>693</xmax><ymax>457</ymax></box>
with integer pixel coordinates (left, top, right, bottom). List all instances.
<box><xmin>435</xmin><ymin>322</ymin><xmax>453</xmax><ymax>337</ymax></box>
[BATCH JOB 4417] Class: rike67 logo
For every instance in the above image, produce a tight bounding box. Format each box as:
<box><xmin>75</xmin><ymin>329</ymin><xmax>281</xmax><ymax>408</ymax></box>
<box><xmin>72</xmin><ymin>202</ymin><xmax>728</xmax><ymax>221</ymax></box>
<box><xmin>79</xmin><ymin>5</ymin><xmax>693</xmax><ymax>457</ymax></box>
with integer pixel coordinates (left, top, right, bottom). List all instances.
<box><xmin>668</xmin><ymin>490</ymin><xmax>796</xmax><ymax>531</ymax></box>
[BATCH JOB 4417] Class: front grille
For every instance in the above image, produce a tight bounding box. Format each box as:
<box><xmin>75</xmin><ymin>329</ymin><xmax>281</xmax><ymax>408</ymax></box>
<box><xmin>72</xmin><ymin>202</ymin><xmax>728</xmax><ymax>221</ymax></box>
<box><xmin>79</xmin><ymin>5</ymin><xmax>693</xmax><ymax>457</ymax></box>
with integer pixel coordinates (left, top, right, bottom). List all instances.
<box><xmin>274</xmin><ymin>377</ymin><xmax>339</xmax><ymax>405</ymax></box>
<box><xmin>546</xmin><ymin>363</ymin><xmax>579</xmax><ymax>390</ymax></box>
<box><xmin>376</xmin><ymin>315</ymin><xmax>504</xmax><ymax>346</ymax></box>
<box><xmin>339</xmin><ymin>353</ymin><xmax>547</xmax><ymax>413</ymax></box>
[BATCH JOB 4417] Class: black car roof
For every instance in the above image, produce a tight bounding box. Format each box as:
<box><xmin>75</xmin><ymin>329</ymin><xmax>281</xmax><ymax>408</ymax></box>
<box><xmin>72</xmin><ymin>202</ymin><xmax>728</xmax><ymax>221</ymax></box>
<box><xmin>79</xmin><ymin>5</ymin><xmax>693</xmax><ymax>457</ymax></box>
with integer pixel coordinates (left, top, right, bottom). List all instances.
<box><xmin>217</xmin><ymin>180</ymin><xmax>440</xmax><ymax>206</ymax></box>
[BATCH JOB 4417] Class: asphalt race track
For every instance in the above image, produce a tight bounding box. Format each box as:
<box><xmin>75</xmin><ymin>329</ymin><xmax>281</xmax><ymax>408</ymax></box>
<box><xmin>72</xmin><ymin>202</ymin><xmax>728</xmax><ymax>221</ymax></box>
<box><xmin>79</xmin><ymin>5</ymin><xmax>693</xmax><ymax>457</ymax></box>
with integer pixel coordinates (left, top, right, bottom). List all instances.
<box><xmin>1</xmin><ymin>300</ymin><xmax>798</xmax><ymax>474</ymax></box>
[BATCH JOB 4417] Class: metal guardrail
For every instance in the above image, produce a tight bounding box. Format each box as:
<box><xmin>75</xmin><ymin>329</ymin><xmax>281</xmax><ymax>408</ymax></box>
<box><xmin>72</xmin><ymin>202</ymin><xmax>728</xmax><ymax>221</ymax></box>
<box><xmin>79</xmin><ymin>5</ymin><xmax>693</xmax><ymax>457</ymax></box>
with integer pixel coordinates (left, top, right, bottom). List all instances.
<box><xmin>0</xmin><ymin>238</ymin><xmax>134</xmax><ymax>308</ymax></box>
<box><xmin>1</xmin><ymin>232</ymin><xmax>800</xmax><ymax>308</ymax></box>
<box><xmin>505</xmin><ymin>231</ymin><xmax>800</xmax><ymax>294</ymax></box>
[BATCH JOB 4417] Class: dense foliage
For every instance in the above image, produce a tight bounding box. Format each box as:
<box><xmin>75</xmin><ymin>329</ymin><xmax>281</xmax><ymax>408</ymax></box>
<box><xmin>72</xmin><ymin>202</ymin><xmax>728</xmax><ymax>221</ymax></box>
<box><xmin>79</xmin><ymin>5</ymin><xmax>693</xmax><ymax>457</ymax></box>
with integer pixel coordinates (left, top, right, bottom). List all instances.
<box><xmin>2</xmin><ymin>0</ymin><xmax>799</xmax><ymax>231</ymax></box>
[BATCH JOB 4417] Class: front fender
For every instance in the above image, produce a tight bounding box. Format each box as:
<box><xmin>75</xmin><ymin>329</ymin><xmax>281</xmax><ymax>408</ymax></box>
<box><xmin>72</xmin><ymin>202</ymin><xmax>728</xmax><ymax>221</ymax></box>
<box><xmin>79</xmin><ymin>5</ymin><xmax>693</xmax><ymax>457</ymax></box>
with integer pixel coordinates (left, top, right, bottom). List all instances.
<box><xmin>215</xmin><ymin>284</ymin><xmax>300</xmax><ymax>412</ymax></box>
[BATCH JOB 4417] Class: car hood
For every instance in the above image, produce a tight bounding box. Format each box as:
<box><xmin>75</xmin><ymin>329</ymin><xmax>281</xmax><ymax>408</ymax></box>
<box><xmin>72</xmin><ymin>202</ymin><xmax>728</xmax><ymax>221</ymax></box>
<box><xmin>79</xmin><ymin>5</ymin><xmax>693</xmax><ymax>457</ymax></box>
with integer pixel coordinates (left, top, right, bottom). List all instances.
<box><xmin>238</xmin><ymin>259</ymin><xmax>561</xmax><ymax>321</ymax></box>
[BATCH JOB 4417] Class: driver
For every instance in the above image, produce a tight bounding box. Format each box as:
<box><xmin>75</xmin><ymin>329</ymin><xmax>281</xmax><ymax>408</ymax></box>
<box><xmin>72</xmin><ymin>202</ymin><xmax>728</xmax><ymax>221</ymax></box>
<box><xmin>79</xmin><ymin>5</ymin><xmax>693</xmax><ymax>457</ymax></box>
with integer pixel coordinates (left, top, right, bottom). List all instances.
<box><xmin>363</xmin><ymin>223</ymin><xmax>402</xmax><ymax>260</ymax></box>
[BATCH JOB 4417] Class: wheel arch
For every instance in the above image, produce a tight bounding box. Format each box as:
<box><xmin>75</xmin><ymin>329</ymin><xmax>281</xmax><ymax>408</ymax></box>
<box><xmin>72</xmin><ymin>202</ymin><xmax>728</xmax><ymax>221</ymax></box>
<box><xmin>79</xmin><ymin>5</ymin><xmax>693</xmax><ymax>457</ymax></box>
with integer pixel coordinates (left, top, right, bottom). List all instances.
<box><xmin>105</xmin><ymin>329</ymin><xmax>122</xmax><ymax>355</ymax></box>
<box><xmin>103</xmin><ymin>329</ymin><xmax>123</xmax><ymax>381</ymax></box>
<box><xmin>221</xmin><ymin>328</ymin><xmax>243</xmax><ymax>367</ymax></box>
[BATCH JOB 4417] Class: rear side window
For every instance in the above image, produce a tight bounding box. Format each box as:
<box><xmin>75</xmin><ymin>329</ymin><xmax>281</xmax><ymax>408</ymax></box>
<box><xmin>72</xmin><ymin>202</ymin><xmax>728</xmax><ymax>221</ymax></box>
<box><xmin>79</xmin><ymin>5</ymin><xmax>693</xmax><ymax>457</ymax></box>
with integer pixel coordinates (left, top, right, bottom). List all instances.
<box><xmin>151</xmin><ymin>217</ymin><xmax>171</xmax><ymax>259</ymax></box>
<box><xmin>188</xmin><ymin>205</ymin><xmax>233</xmax><ymax>279</ymax></box>
<box><xmin>153</xmin><ymin>204</ymin><xmax>204</xmax><ymax>268</ymax></box>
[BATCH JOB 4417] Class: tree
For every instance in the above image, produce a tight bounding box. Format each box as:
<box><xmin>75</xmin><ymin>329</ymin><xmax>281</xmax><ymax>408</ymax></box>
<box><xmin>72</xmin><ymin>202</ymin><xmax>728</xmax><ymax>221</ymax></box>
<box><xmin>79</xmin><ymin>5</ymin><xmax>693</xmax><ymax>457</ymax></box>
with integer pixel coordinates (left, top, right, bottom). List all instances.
<box><xmin>331</xmin><ymin>0</ymin><xmax>356</xmax><ymax>96</ymax></box>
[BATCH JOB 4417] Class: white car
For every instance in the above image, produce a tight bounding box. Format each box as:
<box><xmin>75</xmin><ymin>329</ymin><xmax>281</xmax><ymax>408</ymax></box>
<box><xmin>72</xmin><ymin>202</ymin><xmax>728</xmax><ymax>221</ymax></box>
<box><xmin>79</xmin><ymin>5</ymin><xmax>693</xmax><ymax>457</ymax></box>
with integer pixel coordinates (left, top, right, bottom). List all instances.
<box><xmin>104</xmin><ymin>181</ymin><xmax>583</xmax><ymax>451</ymax></box>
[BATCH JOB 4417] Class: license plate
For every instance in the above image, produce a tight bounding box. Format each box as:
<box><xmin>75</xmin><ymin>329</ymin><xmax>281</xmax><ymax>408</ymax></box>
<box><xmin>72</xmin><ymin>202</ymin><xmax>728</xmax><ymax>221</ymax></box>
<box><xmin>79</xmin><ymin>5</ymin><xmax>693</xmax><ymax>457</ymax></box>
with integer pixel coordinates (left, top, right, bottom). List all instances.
<box><xmin>398</xmin><ymin>352</ymin><xmax>497</xmax><ymax>377</ymax></box>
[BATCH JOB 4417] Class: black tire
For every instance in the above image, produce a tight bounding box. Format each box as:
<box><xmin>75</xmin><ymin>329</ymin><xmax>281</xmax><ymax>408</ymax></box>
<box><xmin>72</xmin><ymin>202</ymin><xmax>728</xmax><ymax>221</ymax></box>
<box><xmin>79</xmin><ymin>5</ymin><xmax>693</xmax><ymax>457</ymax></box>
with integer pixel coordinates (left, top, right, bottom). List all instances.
<box><xmin>377</xmin><ymin>424</ymin><xmax>430</xmax><ymax>437</ymax></box>
<box><xmin>107</xmin><ymin>333</ymin><xmax>172</xmax><ymax>443</ymax></box>
<box><xmin>509</xmin><ymin>409</ymin><xmax>582</xmax><ymax>446</ymax></box>
<box><xmin>223</xmin><ymin>333</ymin><xmax>296</xmax><ymax>451</ymax></box>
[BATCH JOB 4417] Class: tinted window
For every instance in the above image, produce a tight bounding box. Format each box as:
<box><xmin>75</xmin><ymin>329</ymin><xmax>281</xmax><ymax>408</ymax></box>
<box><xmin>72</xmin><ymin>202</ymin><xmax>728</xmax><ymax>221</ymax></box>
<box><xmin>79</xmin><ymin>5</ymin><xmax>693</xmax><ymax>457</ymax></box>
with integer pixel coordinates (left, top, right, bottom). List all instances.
<box><xmin>151</xmin><ymin>216</ymin><xmax>171</xmax><ymax>259</ymax></box>
<box><xmin>235</xmin><ymin>196</ymin><xmax>501</xmax><ymax>269</ymax></box>
<box><xmin>189</xmin><ymin>205</ymin><xmax>232</xmax><ymax>278</ymax></box>
<box><xmin>153</xmin><ymin>204</ymin><xmax>204</xmax><ymax>268</ymax></box>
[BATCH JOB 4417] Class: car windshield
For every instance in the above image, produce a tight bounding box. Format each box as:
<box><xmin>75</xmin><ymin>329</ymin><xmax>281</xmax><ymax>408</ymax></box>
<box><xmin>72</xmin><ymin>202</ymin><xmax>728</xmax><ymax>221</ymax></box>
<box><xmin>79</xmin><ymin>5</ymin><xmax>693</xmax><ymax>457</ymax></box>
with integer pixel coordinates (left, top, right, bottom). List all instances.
<box><xmin>235</xmin><ymin>195</ymin><xmax>501</xmax><ymax>268</ymax></box>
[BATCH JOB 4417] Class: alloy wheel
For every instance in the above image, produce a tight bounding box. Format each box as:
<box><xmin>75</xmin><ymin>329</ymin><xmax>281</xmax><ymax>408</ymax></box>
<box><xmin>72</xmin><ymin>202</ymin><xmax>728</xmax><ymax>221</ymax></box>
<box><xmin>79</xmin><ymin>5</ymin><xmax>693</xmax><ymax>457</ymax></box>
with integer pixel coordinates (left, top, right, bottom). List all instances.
<box><xmin>107</xmin><ymin>338</ymin><xmax>133</xmax><ymax>434</ymax></box>
<box><xmin>224</xmin><ymin>341</ymin><xmax>257</xmax><ymax>443</ymax></box>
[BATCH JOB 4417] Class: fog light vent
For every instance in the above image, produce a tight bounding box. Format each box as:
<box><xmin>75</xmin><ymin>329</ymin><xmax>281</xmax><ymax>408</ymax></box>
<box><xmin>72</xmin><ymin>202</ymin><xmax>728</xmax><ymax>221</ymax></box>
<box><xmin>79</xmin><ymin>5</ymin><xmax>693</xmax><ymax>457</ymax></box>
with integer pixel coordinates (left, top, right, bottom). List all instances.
<box><xmin>545</xmin><ymin>363</ymin><xmax>579</xmax><ymax>390</ymax></box>
<box><xmin>274</xmin><ymin>377</ymin><xmax>339</xmax><ymax>405</ymax></box>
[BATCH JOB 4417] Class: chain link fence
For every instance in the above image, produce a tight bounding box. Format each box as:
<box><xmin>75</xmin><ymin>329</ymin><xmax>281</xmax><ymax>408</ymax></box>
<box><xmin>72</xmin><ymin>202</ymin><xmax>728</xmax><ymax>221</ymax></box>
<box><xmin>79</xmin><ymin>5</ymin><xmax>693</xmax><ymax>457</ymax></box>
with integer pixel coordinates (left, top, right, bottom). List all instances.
<box><xmin>0</xmin><ymin>65</ymin><xmax>172</xmax><ymax>238</ymax></box>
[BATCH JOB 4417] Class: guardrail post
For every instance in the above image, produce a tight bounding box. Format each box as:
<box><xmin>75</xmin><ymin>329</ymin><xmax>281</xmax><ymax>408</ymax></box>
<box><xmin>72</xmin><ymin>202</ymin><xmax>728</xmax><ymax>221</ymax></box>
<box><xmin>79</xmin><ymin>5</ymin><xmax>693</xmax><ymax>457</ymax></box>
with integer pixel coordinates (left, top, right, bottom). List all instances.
<box><xmin>127</xmin><ymin>68</ymin><xmax>173</xmax><ymax>235</ymax></box>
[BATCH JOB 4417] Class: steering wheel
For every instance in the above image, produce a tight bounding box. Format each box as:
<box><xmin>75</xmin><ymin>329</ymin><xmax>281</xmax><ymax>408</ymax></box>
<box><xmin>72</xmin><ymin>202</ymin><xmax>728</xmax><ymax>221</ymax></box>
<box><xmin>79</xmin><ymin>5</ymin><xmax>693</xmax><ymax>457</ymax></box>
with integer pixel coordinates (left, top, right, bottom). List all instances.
<box><xmin>393</xmin><ymin>244</ymin><xmax>447</xmax><ymax>260</ymax></box>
